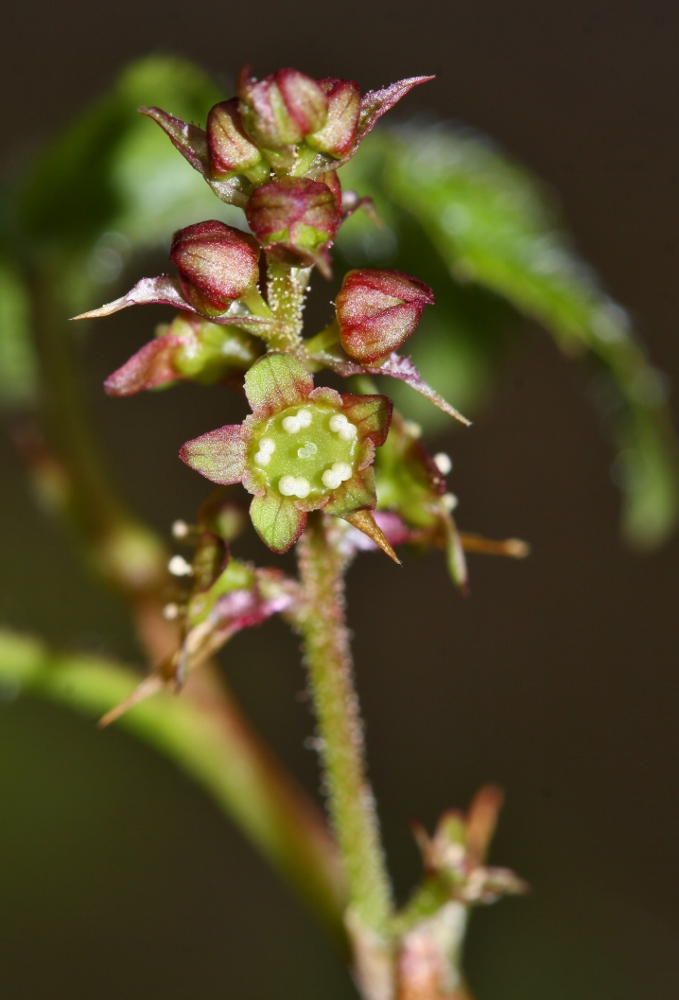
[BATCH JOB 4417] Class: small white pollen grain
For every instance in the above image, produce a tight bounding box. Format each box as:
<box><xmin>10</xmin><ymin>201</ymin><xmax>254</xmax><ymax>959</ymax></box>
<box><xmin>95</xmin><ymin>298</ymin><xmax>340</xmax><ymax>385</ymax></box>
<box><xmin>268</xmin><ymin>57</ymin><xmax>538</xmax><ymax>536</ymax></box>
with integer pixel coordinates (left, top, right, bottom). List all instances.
<box><xmin>294</xmin><ymin>476</ymin><xmax>311</xmax><ymax>499</ymax></box>
<box><xmin>322</xmin><ymin>468</ymin><xmax>343</xmax><ymax>490</ymax></box>
<box><xmin>259</xmin><ymin>437</ymin><xmax>276</xmax><ymax>454</ymax></box>
<box><xmin>162</xmin><ymin>602</ymin><xmax>180</xmax><ymax>620</ymax></box>
<box><xmin>279</xmin><ymin>475</ymin><xmax>298</xmax><ymax>496</ymax></box>
<box><xmin>296</xmin><ymin>408</ymin><xmax>312</xmax><ymax>428</ymax></box>
<box><xmin>333</xmin><ymin>462</ymin><xmax>352</xmax><ymax>482</ymax></box>
<box><xmin>338</xmin><ymin>422</ymin><xmax>357</xmax><ymax>441</ymax></box>
<box><xmin>329</xmin><ymin>413</ymin><xmax>348</xmax><ymax>432</ymax></box>
<box><xmin>442</xmin><ymin>492</ymin><xmax>458</xmax><ymax>512</ymax></box>
<box><xmin>434</xmin><ymin>452</ymin><xmax>453</xmax><ymax>475</ymax></box>
<box><xmin>282</xmin><ymin>415</ymin><xmax>302</xmax><ymax>433</ymax></box>
<box><xmin>254</xmin><ymin>451</ymin><xmax>271</xmax><ymax>466</ymax></box>
<box><xmin>171</xmin><ymin>519</ymin><xmax>190</xmax><ymax>539</ymax></box>
<box><xmin>297</xmin><ymin>441</ymin><xmax>318</xmax><ymax>459</ymax></box>
<box><xmin>168</xmin><ymin>555</ymin><xmax>193</xmax><ymax>577</ymax></box>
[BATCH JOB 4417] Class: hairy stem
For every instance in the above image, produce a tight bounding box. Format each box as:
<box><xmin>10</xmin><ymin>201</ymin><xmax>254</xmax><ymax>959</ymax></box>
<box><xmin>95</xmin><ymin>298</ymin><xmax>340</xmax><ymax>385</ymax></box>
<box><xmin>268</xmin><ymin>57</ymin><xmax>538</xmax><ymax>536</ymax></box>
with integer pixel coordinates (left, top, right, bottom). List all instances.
<box><xmin>297</xmin><ymin>512</ymin><xmax>393</xmax><ymax>935</ymax></box>
<box><xmin>265</xmin><ymin>261</ymin><xmax>311</xmax><ymax>347</ymax></box>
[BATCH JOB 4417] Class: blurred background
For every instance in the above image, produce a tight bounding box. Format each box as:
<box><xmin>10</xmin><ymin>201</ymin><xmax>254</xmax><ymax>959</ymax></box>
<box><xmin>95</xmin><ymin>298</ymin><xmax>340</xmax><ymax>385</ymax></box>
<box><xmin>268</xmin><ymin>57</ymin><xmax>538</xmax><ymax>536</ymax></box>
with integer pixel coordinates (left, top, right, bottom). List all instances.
<box><xmin>1</xmin><ymin>1</ymin><xmax>679</xmax><ymax>997</ymax></box>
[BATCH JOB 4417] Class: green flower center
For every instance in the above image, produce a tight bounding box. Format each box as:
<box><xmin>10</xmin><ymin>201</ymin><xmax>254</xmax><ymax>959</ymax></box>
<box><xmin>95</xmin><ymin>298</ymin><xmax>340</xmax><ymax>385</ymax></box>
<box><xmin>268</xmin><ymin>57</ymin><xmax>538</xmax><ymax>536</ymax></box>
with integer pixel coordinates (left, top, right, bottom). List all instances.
<box><xmin>251</xmin><ymin>403</ymin><xmax>358</xmax><ymax>499</ymax></box>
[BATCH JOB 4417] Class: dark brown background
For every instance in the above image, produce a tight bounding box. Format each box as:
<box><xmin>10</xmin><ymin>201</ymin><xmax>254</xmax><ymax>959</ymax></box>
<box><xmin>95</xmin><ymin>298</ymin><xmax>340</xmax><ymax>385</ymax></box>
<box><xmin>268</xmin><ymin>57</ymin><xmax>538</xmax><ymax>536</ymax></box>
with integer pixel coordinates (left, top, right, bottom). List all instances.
<box><xmin>1</xmin><ymin>1</ymin><xmax>678</xmax><ymax>997</ymax></box>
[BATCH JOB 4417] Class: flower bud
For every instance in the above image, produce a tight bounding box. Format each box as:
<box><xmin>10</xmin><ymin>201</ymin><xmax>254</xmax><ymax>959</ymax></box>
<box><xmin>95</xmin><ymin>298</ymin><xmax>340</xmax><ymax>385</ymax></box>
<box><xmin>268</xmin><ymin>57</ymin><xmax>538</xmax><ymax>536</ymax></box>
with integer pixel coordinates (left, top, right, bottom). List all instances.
<box><xmin>336</xmin><ymin>269</ymin><xmax>435</xmax><ymax>363</ymax></box>
<box><xmin>169</xmin><ymin>221</ymin><xmax>260</xmax><ymax>315</ymax></box>
<box><xmin>238</xmin><ymin>68</ymin><xmax>328</xmax><ymax>151</ymax></box>
<box><xmin>207</xmin><ymin>99</ymin><xmax>264</xmax><ymax>179</ymax></box>
<box><xmin>307</xmin><ymin>78</ymin><xmax>361</xmax><ymax>158</ymax></box>
<box><xmin>245</xmin><ymin>178</ymin><xmax>341</xmax><ymax>276</ymax></box>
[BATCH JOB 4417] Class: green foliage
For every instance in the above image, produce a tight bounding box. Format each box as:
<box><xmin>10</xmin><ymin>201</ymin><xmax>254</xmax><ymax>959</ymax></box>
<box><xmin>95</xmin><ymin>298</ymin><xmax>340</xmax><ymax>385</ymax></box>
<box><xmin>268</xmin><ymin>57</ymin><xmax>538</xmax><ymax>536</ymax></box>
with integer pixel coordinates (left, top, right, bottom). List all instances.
<box><xmin>0</xmin><ymin>256</ymin><xmax>35</xmax><ymax>405</ymax></box>
<box><xmin>337</xmin><ymin>125</ymin><xmax>679</xmax><ymax>548</ymax></box>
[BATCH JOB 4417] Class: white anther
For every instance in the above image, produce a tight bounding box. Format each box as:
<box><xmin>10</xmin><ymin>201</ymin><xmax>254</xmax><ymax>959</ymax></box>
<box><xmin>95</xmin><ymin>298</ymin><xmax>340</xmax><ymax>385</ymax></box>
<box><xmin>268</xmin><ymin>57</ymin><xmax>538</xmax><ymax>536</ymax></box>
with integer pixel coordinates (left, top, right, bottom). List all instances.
<box><xmin>333</xmin><ymin>462</ymin><xmax>353</xmax><ymax>482</ymax></box>
<box><xmin>168</xmin><ymin>555</ymin><xmax>193</xmax><ymax>577</ymax></box>
<box><xmin>171</xmin><ymin>519</ymin><xmax>190</xmax><ymax>539</ymax></box>
<box><xmin>403</xmin><ymin>420</ymin><xmax>423</xmax><ymax>439</ymax></box>
<box><xmin>297</xmin><ymin>441</ymin><xmax>318</xmax><ymax>459</ymax></box>
<box><xmin>293</xmin><ymin>476</ymin><xmax>311</xmax><ymax>499</ymax></box>
<box><xmin>442</xmin><ymin>492</ymin><xmax>458</xmax><ymax>512</ymax></box>
<box><xmin>279</xmin><ymin>475</ymin><xmax>298</xmax><ymax>496</ymax></box>
<box><xmin>322</xmin><ymin>468</ymin><xmax>343</xmax><ymax>490</ymax></box>
<box><xmin>296</xmin><ymin>408</ymin><xmax>312</xmax><ymax>428</ymax></box>
<box><xmin>282</xmin><ymin>415</ymin><xmax>302</xmax><ymax>433</ymax></box>
<box><xmin>434</xmin><ymin>452</ymin><xmax>453</xmax><ymax>475</ymax></box>
<box><xmin>338</xmin><ymin>422</ymin><xmax>357</xmax><ymax>441</ymax></box>
<box><xmin>162</xmin><ymin>602</ymin><xmax>180</xmax><ymax>621</ymax></box>
<box><xmin>254</xmin><ymin>451</ymin><xmax>271</xmax><ymax>466</ymax></box>
<box><xmin>258</xmin><ymin>437</ymin><xmax>276</xmax><ymax>454</ymax></box>
<box><xmin>329</xmin><ymin>413</ymin><xmax>348</xmax><ymax>432</ymax></box>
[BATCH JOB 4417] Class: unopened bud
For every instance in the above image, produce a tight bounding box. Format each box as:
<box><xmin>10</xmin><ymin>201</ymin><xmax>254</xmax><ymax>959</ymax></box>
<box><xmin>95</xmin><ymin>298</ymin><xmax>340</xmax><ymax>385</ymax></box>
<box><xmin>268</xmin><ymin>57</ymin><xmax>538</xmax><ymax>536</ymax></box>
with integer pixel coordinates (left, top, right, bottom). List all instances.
<box><xmin>245</xmin><ymin>178</ymin><xmax>341</xmax><ymax>276</ymax></box>
<box><xmin>239</xmin><ymin>68</ymin><xmax>328</xmax><ymax>151</ymax></box>
<box><xmin>170</xmin><ymin>221</ymin><xmax>260</xmax><ymax>315</ymax></box>
<box><xmin>307</xmin><ymin>78</ymin><xmax>361</xmax><ymax>158</ymax></box>
<box><xmin>336</xmin><ymin>269</ymin><xmax>435</xmax><ymax>363</ymax></box>
<box><xmin>207</xmin><ymin>99</ymin><xmax>264</xmax><ymax>179</ymax></box>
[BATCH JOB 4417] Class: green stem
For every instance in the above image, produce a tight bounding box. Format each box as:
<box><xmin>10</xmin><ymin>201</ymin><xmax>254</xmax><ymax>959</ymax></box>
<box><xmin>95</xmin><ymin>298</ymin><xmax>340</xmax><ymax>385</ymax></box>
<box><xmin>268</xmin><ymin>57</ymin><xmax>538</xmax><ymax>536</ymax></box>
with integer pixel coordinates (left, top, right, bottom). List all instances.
<box><xmin>296</xmin><ymin>513</ymin><xmax>393</xmax><ymax>935</ymax></box>
<box><xmin>265</xmin><ymin>261</ymin><xmax>311</xmax><ymax>348</ymax></box>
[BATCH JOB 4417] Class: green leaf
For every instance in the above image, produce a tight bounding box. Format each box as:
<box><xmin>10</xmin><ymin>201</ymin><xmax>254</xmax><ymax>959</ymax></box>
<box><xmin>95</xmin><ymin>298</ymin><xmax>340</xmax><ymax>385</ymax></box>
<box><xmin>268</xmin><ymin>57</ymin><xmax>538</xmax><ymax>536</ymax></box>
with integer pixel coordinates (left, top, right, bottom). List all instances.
<box><xmin>338</xmin><ymin>125</ymin><xmax>679</xmax><ymax>547</ymax></box>
<box><xmin>0</xmin><ymin>256</ymin><xmax>37</xmax><ymax>406</ymax></box>
<box><xmin>0</xmin><ymin>628</ymin><xmax>345</xmax><ymax>936</ymax></box>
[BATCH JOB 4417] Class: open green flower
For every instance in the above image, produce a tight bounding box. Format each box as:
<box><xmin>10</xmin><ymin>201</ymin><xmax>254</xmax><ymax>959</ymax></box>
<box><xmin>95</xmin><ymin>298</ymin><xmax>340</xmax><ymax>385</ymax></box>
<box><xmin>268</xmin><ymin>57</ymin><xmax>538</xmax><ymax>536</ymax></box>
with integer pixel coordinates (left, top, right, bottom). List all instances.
<box><xmin>179</xmin><ymin>352</ymin><xmax>393</xmax><ymax>554</ymax></box>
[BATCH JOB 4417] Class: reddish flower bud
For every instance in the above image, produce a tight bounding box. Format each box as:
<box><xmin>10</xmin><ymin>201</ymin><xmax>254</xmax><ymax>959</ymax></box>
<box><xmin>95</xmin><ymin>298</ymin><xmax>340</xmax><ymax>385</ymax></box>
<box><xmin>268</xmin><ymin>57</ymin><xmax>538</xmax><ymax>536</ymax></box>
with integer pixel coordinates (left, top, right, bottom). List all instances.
<box><xmin>245</xmin><ymin>178</ymin><xmax>341</xmax><ymax>276</ymax></box>
<box><xmin>207</xmin><ymin>99</ymin><xmax>264</xmax><ymax>179</ymax></box>
<box><xmin>169</xmin><ymin>221</ymin><xmax>260</xmax><ymax>315</ymax></box>
<box><xmin>238</xmin><ymin>68</ymin><xmax>328</xmax><ymax>151</ymax></box>
<box><xmin>307</xmin><ymin>78</ymin><xmax>361</xmax><ymax>158</ymax></box>
<box><xmin>336</xmin><ymin>269</ymin><xmax>435</xmax><ymax>363</ymax></box>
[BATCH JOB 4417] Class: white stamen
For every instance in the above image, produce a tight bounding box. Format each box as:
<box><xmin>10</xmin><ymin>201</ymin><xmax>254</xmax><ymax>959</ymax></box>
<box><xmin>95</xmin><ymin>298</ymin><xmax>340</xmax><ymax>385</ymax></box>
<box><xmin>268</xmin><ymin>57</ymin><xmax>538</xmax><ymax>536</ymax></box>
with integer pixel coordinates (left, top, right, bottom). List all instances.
<box><xmin>279</xmin><ymin>475</ymin><xmax>298</xmax><ymax>496</ymax></box>
<box><xmin>333</xmin><ymin>462</ymin><xmax>353</xmax><ymax>482</ymax></box>
<box><xmin>293</xmin><ymin>476</ymin><xmax>311</xmax><ymax>499</ymax></box>
<box><xmin>297</xmin><ymin>441</ymin><xmax>318</xmax><ymax>459</ymax></box>
<box><xmin>254</xmin><ymin>451</ymin><xmax>271</xmax><ymax>466</ymax></box>
<box><xmin>403</xmin><ymin>420</ymin><xmax>422</xmax><ymax>438</ymax></box>
<box><xmin>434</xmin><ymin>452</ymin><xmax>453</xmax><ymax>475</ymax></box>
<box><xmin>322</xmin><ymin>468</ymin><xmax>343</xmax><ymax>490</ymax></box>
<box><xmin>329</xmin><ymin>413</ymin><xmax>348</xmax><ymax>432</ymax></box>
<box><xmin>258</xmin><ymin>437</ymin><xmax>276</xmax><ymax>454</ymax></box>
<box><xmin>338</xmin><ymin>422</ymin><xmax>357</xmax><ymax>441</ymax></box>
<box><xmin>442</xmin><ymin>492</ymin><xmax>458</xmax><ymax>512</ymax></box>
<box><xmin>296</xmin><ymin>408</ymin><xmax>312</xmax><ymax>428</ymax></box>
<box><xmin>168</xmin><ymin>555</ymin><xmax>193</xmax><ymax>577</ymax></box>
<box><xmin>171</xmin><ymin>519</ymin><xmax>190</xmax><ymax>539</ymax></box>
<box><xmin>282</xmin><ymin>415</ymin><xmax>302</xmax><ymax>433</ymax></box>
<box><xmin>162</xmin><ymin>602</ymin><xmax>180</xmax><ymax>620</ymax></box>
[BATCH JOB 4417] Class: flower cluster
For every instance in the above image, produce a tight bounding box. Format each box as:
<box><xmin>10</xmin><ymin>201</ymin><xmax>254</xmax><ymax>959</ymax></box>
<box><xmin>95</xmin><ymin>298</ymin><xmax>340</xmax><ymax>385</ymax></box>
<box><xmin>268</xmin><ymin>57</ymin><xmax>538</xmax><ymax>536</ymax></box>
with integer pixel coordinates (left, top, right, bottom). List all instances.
<box><xmin>77</xmin><ymin>63</ymin><xmax>523</xmax><ymax>593</ymax></box>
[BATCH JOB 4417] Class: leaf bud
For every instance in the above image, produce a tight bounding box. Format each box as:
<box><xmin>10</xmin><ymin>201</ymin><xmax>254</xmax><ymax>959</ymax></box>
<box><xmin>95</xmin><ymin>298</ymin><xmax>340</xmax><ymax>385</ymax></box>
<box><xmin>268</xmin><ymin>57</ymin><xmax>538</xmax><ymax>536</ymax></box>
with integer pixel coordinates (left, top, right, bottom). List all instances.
<box><xmin>336</xmin><ymin>269</ymin><xmax>435</xmax><ymax>363</ymax></box>
<box><xmin>169</xmin><ymin>221</ymin><xmax>260</xmax><ymax>315</ymax></box>
<box><xmin>245</xmin><ymin>178</ymin><xmax>341</xmax><ymax>276</ymax></box>
<box><xmin>207</xmin><ymin>99</ymin><xmax>265</xmax><ymax>180</ymax></box>
<box><xmin>238</xmin><ymin>68</ymin><xmax>328</xmax><ymax>152</ymax></box>
<box><xmin>307</xmin><ymin>78</ymin><xmax>361</xmax><ymax>158</ymax></box>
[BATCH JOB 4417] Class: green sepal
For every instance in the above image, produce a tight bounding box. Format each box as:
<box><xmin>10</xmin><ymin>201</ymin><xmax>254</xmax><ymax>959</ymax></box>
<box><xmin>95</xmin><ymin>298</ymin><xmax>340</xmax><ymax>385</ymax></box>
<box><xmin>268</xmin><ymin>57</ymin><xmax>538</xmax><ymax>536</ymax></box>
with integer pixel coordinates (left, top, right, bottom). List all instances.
<box><xmin>179</xmin><ymin>425</ymin><xmax>246</xmax><ymax>485</ymax></box>
<box><xmin>250</xmin><ymin>492</ymin><xmax>307</xmax><ymax>553</ymax></box>
<box><xmin>340</xmin><ymin>392</ymin><xmax>393</xmax><ymax>447</ymax></box>
<box><xmin>325</xmin><ymin>468</ymin><xmax>377</xmax><ymax>517</ymax></box>
<box><xmin>244</xmin><ymin>352</ymin><xmax>313</xmax><ymax>416</ymax></box>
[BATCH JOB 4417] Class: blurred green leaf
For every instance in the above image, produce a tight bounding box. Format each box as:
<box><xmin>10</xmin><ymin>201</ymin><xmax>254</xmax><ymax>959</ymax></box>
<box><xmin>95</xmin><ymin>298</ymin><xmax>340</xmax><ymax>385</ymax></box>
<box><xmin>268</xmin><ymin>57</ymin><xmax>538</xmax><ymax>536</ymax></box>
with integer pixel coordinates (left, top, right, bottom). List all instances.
<box><xmin>0</xmin><ymin>255</ymin><xmax>37</xmax><ymax>406</ymax></box>
<box><xmin>16</xmin><ymin>56</ymin><xmax>241</xmax><ymax>313</ymax></box>
<box><xmin>338</xmin><ymin>125</ymin><xmax>679</xmax><ymax>547</ymax></box>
